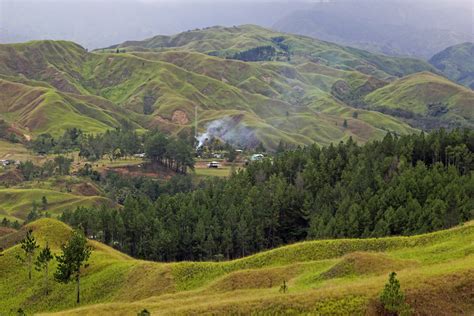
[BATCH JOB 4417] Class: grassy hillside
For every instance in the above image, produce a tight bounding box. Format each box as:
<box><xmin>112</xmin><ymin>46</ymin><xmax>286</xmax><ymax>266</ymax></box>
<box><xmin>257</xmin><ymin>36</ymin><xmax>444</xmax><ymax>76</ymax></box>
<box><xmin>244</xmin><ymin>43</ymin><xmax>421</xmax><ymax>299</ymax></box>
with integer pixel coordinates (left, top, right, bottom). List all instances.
<box><xmin>0</xmin><ymin>35</ymin><xmax>419</xmax><ymax>149</ymax></box>
<box><xmin>0</xmin><ymin>188</ymin><xmax>113</xmax><ymax>223</ymax></box>
<box><xmin>0</xmin><ymin>218</ymin><xmax>472</xmax><ymax>315</ymax></box>
<box><xmin>0</xmin><ymin>79</ymin><xmax>126</xmax><ymax>137</ymax></box>
<box><xmin>364</xmin><ymin>72</ymin><xmax>474</xmax><ymax>129</ymax></box>
<box><xmin>430</xmin><ymin>42</ymin><xmax>474</xmax><ymax>90</ymax></box>
<box><xmin>0</xmin><ymin>26</ymin><xmax>469</xmax><ymax>149</ymax></box>
<box><xmin>109</xmin><ymin>25</ymin><xmax>435</xmax><ymax>79</ymax></box>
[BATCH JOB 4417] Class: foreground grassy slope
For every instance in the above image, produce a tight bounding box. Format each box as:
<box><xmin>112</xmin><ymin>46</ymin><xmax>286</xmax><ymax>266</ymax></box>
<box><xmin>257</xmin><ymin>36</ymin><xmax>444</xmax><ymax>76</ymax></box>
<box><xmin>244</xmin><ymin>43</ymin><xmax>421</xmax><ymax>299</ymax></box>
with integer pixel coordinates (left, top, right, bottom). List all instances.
<box><xmin>365</xmin><ymin>72</ymin><xmax>474</xmax><ymax>129</ymax></box>
<box><xmin>1</xmin><ymin>218</ymin><xmax>472</xmax><ymax>315</ymax></box>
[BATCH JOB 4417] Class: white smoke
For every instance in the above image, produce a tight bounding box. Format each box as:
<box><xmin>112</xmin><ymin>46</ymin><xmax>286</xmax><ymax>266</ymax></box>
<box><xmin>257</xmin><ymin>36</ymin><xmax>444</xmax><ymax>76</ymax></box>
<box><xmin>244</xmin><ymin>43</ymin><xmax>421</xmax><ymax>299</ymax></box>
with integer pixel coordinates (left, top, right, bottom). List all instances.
<box><xmin>196</xmin><ymin>116</ymin><xmax>258</xmax><ymax>148</ymax></box>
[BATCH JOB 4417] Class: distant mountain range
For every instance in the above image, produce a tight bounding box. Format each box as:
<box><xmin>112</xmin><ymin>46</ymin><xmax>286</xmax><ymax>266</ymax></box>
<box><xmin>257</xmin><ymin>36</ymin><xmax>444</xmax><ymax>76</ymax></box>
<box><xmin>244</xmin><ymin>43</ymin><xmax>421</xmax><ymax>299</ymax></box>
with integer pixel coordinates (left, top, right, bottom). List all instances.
<box><xmin>273</xmin><ymin>0</ymin><xmax>474</xmax><ymax>60</ymax></box>
<box><xmin>0</xmin><ymin>25</ymin><xmax>472</xmax><ymax>149</ymax></box>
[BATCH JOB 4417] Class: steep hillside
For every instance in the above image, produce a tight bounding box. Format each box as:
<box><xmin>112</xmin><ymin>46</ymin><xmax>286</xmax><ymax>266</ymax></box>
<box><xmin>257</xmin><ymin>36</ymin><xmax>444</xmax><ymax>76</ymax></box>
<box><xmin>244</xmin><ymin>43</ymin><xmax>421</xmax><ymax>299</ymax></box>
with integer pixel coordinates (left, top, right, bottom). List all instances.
<box><xmin>430</xmin><ymin>42</ymin><xmax>474</xmax><ymax>89</ymax></box>
<box><xmin>0</xmin><ymin>218</ymin><xmax>472</xmax><ymax>315</ymax></box>
<box><xmin>364</xmin><ymin>72</ymin><xmax>474</xmax><ymax>130</ymax></box>
<box><xmin>0</xmin><ymin>79</ymin><xmax>129</xmax><ymax>136</ymax></box>
<box><xmin>0</xmin><ymin>41</ymin><xmax>88</xmax><ymax>94</ymax></box>
<box><xmin>1</xmin><ymin>26</ymin><xmax>470</xmax><ymax>149</ymax></box>
<box><xmin>0</xmin><ymin>32</ymin><xmax>422</xmax><ymax>148</ymax></box>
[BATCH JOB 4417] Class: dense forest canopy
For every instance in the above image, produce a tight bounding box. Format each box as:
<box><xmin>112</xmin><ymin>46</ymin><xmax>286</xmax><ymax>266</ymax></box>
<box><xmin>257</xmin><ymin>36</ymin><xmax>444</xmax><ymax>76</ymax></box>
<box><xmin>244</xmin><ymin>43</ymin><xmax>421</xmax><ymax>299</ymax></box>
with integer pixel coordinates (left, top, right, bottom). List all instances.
<box><xmin>59</xmin><ymin>129</ymin><xmax>473</xmax><ymax>261</ymax></box>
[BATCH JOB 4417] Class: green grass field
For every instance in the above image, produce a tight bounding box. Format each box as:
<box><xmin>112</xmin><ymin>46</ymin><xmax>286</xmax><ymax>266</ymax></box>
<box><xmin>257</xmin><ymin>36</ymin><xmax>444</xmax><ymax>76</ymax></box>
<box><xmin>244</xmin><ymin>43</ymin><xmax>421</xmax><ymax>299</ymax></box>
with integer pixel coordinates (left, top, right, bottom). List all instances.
<box><xmin>0</xmin><ymin>218</ymin><xmax>472</xmax><ymax>315</ymax></box>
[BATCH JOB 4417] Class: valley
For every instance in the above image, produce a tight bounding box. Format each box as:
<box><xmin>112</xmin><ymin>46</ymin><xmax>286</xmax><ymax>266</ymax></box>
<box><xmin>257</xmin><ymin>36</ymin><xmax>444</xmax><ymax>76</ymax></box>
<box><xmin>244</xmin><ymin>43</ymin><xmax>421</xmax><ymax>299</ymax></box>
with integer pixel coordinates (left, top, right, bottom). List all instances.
<box><xmin>0</xmin><ymin>18</ymin><xmax>472</xmax><ymax>316</ymax></box>
<box><xmin>2</xmin><ymin>25</ymin><xmax>472</xmax><ymax>150</ymax></box>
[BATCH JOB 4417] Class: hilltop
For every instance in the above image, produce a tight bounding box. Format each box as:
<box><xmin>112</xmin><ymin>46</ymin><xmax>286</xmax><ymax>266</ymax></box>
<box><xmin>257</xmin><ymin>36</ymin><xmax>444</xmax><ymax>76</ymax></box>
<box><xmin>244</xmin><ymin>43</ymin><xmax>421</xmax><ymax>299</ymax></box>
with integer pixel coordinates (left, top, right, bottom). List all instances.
<box><xmin>107</xmin><ymin>25</ymin><xmax>434</xmax><ymax>78</ymax></box>
<box><xmin>430</xmin><ymin>42</ymin><xmax>474</xmax><ymax>90</ymax></box>
<box><xmin>0</xmin><ymin>218</ymin><xmax>472</xmax><ymax>315</ymax></box>
<box><xmin>0</xmin><ymin>25</ymin><xmax>471</xmax><ymax>149</ymax></box>
<box><xmin>364</xmin><ymin>72</ymin><xmax>474</xmax><ymax>130</ymax></box>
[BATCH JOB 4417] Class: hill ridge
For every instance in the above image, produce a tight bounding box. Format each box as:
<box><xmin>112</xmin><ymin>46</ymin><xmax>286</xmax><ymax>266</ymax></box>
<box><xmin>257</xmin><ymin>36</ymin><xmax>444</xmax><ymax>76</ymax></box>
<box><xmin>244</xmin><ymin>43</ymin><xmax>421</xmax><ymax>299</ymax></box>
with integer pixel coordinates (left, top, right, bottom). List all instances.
<box><xmin>1</xmin><ymin>218</ymin><xmax>473</xmax><ymax>314</ymax></box>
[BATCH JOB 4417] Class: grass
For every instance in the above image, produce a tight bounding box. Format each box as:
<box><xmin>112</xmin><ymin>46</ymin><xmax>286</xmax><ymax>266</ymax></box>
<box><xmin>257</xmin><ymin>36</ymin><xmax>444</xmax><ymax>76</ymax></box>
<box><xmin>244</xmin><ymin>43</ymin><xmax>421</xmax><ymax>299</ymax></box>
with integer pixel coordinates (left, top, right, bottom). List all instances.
<box><xmin>364</xmin><ymin>72</ymin><xmax>474</xmax><ymax>128</ymax></box>
<box><xmin>0</xmin><ymin>26</ymin><xmax>446</xmax><ymax>150</ymax></box>
<box><xmin>429</xmin><ymin>42</ymin><xmax>474</xmax><ymax>89</ymax></box>
<box><xmin>0</xmin><ymin>188</ymin><xmax>112</xmax><ymax>222</ymax></box>
<box><xmin>0</xmin><ymin>141</ymin><xmax>44</xmax><ymax>163</ymax></box>
<box><xmin>0</xmin><ymin>218</ymin><xmax>472</xmax><ymax>315</ymax></box>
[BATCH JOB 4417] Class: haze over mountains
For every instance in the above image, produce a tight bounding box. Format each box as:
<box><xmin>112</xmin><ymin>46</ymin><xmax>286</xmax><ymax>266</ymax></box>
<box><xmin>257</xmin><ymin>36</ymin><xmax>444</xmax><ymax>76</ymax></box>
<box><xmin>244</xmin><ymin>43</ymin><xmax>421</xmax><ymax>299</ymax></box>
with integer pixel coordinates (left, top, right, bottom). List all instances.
<box><xmin>274</xmin><ymin>0</ymin><xmax>474</xmax><ymax>60</ymax></box>
<box><xmin>1</xmin><ymin>0</ymin><xmax>472</xmax><ymax>60</ymax></box>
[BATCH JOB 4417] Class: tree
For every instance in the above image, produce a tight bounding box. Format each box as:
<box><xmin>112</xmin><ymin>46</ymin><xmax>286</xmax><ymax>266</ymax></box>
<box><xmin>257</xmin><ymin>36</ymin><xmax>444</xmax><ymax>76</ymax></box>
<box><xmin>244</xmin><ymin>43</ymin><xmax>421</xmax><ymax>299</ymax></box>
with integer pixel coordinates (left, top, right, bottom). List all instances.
<box><xmin>54</xmin><ymin>229</ymin><xmax>92</xmax><ymax>304</ymax></box>
<box><xmin>26</xmin><ymin>202</ymin><xmax>40</xmax><ymax>223</ymax></box>
<box><xmin>35</xmin><ymin>243</ymin><xmax>54</xmax><ymax>294</ymax></box>
<box><xmin>137</xmin><ymin>309</ymin><xmax>151</xmax><ymax>316</ymax></box>
<box><xmin>16</xmin><ymin>230</ymin><xmax>39</xmax><ymax>280</ymax></box>
<box><xmin>54</xmin><ymin>156</ymin><xmax>73</xmax><ymax>175</ymax></box>
<box><xmin>41</xmin><ymin>196</ymin><xmax>48</xmax><ymax>211</ymax></box>
<box><xmin>380</xmin><ymin>272</ymin><xmax>407</xmax><ymax>314</ymax></box>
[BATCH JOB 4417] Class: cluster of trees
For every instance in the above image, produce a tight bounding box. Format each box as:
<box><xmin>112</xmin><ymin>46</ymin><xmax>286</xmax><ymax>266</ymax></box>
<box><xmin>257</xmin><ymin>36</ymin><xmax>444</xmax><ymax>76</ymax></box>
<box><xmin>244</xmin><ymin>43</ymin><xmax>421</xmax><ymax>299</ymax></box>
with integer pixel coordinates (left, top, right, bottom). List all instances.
<box><xmin>18</xmin><ymin>156</ymin><xmax>73</xmax><ymax>180</ymax></box>
<box><xmin>229</xmin><ymin>46</ymin><xmax>277</xmax><ymax>62</ymax></box>
<box><xmin>30</xmin><ymin>128</ymin><xmax>83</xmax><ymax>154</ymax></box>
<box><xmin>60</xmin><ymin>129</ymin><xmax>473</xmax><ymax>261</ymax></box>
<box><xmin>1</xmin><ymin>217</ymin><xmax>21</xmax><ymax>229</ymax></box>
<box><xmin>96</xmin><ymin>171</ymin><xmax>193</xmax><ymax>205</ymax></box>
<box><xmin>30</xmin><ymin>128</ymin><xmax>142</xmax><ymax>160</ymax></box>
<box><xmin>29</xmin><ymin>128</ymin><xmax>195</xmax><ymax>174</ymax></box>
<box><xmin>79</xmin><ymin>129</ymin><xmax>142</xmax><ymax>161</ymax></box>
<box><xmin>25</xmin><ymin>197</ymin><xmax>51</xmax><ymax>223</ymax></box>
<box><xmin>144</xmin><ymin>132</ymin><xmax>194</xmax><ymax>174</ymax></box>
<box><xmin>16</xmin><ymin>229</ymin><xmax>92</xmax><ymax>303</ymax></box>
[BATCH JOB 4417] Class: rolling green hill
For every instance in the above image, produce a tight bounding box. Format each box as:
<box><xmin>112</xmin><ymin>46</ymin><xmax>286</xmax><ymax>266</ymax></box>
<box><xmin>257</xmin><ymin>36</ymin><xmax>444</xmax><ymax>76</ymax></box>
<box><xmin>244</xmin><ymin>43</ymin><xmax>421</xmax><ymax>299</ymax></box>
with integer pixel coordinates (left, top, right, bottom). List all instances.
<box><xmin>0</xmin><ymin>188</ymin><xmax>113</xmax><ymax>223</ymax></box>
<box><xmin>0</xmin><ymin>79</ymin><xmax>128</xmax><ymax>137</ymax></box>
<box><xmin>430</xmin><ymin>42</ymin><xmax>474</xmax><ymax>90</ymax></box>
<box><xmin>108</xmin><ymin>25</ymin><xmax>435</xmax><ymax>79</ymax></box>
<box><xmin>364</xmin><ymin>72</ymin><xmax>474</xmax><ymax>130</ymax></box>
<box><xmin>0</xmin><ymin>218</ymin><xmax>472</xmax><ymax>315</ymax></box>
<box><xmin>0</xmin><ymin>25</ymin><xmax>470</xmax><ymax>149</ymax></box>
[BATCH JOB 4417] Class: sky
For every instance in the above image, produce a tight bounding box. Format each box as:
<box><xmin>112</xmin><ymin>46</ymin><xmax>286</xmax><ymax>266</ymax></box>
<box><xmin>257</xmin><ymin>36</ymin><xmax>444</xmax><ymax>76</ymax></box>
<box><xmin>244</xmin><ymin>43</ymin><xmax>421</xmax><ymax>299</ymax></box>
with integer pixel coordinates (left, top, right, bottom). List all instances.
<box><xmin>0</xmin><ymin>0</ymin><xmax>472</xmax><ymax>49</ymax></box>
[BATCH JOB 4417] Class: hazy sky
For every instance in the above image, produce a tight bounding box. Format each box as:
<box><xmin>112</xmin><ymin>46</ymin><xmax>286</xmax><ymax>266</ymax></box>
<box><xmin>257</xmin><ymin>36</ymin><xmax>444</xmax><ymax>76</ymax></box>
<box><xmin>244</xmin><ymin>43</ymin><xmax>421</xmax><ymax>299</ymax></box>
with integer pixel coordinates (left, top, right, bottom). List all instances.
<box><xmin>0</xmin><ymin>0</ymin><xmax>472</xmax><ymax>49</ymax></box>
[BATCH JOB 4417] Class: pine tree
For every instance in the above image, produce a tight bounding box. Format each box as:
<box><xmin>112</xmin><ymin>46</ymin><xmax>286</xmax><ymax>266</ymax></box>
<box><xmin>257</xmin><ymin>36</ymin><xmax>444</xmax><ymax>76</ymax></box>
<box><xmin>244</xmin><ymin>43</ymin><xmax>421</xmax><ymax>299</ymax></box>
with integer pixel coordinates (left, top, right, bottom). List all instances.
<box><xmin>380</xmin><ymin>272</ymin><xmax>406</xmax><ymax>314</ymax></box>
<box><xmin>137</xmin><ymin>309</ymin><xmax>151</xmax><ymax>316</ymax></box>
<box><xmin>41</xmin><ymin>196</ymin><xmax>48</xmax><ymax>211</ymax></box>
<box><xmin>16</xmin><ymin>230</ymin><xmax>39</xmax><ymax>280</ymax></box>
<box><xmin>54</xmin><ymin>229</ymin><xmax>92</xmax><ymax>304</ymax></box>
<box><xmin>35</xmin><ymin>242</ymin><xmax>54</xmax><ymax>294</ymax></box>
